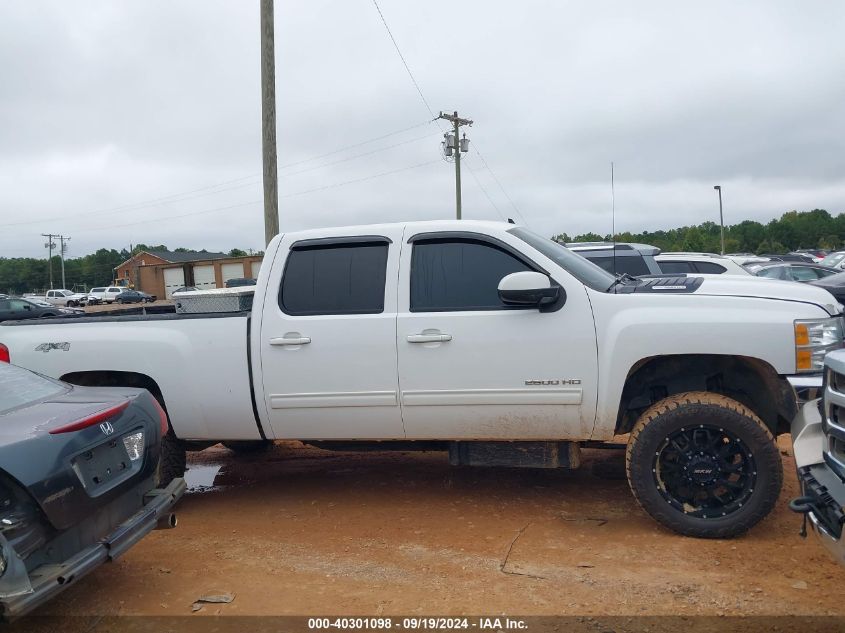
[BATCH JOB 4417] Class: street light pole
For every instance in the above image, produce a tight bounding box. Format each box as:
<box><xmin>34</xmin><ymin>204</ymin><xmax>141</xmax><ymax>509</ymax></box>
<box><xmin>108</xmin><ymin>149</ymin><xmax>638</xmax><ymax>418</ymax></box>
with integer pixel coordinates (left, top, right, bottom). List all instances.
<box><xmin>714</xmin><ymin>185</ymin><xmax>724</xmax><ymax>255</ymax></box>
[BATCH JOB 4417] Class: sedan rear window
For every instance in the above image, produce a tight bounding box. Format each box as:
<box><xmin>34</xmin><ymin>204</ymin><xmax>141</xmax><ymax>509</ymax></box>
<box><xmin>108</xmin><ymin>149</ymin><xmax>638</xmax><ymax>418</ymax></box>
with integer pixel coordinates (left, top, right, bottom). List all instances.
<box><xmin>0</xmin><ymin>364</ymin><xmax>68</xmax><ymax>416</ymax></box>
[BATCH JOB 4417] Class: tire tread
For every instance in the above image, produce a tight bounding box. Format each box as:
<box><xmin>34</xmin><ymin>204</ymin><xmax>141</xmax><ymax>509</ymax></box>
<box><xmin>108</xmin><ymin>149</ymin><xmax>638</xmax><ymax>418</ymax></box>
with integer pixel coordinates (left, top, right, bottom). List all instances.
<box><xmin>625</xmin><ymin>391</ymin><xmax>781</xmax><ymax>538</ymax></box>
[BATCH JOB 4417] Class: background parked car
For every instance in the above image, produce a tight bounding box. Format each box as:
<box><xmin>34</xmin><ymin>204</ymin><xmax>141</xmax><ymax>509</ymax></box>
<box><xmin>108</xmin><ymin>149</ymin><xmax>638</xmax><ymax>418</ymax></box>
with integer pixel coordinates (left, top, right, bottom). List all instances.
<box><xmin>808</xmin><ymin>271</ymin><xmax>845</xmax><ymax>303</ymax></box>
<box><xmin>566</xmin><ymin>242</ymin><xmax>663</xmax><ymax>276</ymax></box>
<box><xmin>171</xmin><ymin>286</ymin><xmax>198</xmax><ymax>294</ymax></box>
<box><xmin>792</xmin><ymin>249</ymin><xmax>827</xmax><ymax>263</ymax></box>
<box><xmin>0</xmin><ymin>361</ymin><xmax>184</xmax><ymax>617</ymax></box>
<box><xmin>114</xmin><ymin>289</ymin><xmax>156</xmax><ymax>304</ymax></box>
<box><xmin>29</xmin><ymin>289</ymin><xmax>90</xmax><ymax>307</ymax></box>
<box><xmin>88</xmin><ymin>286</ymin><xmax>125</xmax><ymax>304</ymax></box>
<box><xmin>747</xmin><ymin>262</ymin><xmax>840</xmax><ymax>282</ymax></box>
<box><xmin>724</xmin><ymin>254</ymin><xmax>773</xmax><ymax>266</ymax></box>
<box><xmin>822</xmin><ymin>251</ymin><xmax>845</xmax><ymax>270</ymax></box>
<box><xmin>224</xmin><ymin>277</ymin><xmax>257</xmax><ymax>288</ymax></box>
<box><xmin>26</xmin><ymin>298</ymin><xmax>85</xmax><ymax>315</ymax></box>
<box><xmin>655</xmin><ymin>253</ymin><xmax>751</xmax><ymax>275</ymax></box>
<box><xmin>758</xmin><ymin>253</ymin><xmax>816</xmax><ymax>264</ymax></box>
<box><xmin>0</xmin><ymin>297</ymin><xmax>81</xmax><ymax>322</ymax></box>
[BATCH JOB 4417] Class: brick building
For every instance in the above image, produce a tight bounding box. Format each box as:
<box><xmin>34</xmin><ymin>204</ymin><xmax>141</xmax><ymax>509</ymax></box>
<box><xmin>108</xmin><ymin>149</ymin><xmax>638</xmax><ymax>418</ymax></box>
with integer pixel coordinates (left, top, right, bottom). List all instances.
<box><xmin>135</xmin><ymin>255</ymin><xmax>264</xmax><ymax>299</ymax></box>
<box><xmin>115</xmin><ymin>250</ymin><xmax>228</xmax><ymax>288</ymax></box>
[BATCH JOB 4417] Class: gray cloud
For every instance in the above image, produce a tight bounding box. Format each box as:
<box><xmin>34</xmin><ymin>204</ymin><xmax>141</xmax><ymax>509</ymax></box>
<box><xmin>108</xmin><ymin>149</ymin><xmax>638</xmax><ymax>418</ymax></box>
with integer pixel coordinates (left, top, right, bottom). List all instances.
<box><xmin>1</xmin><ymin>0</ymin><xmax>844</xmax><ymax>258</ymax></box>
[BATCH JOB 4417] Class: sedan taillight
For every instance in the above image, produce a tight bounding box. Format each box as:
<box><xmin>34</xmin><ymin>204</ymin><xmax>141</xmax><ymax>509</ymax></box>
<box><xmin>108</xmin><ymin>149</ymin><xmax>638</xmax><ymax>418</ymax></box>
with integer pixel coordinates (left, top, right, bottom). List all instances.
<box><xmin>0</xmin><ymin>344</ymin><xmax>9</xmax><ymax>364</ymax></box>
<box><xmin>151</xmin><ymin>398</ymin><xmax>169</xmax><ymax>436</ymax></box>
<box><xmin>49</xmin><ymin>401</ymin><xmax>130</xmax><ymax>434</ymax></box>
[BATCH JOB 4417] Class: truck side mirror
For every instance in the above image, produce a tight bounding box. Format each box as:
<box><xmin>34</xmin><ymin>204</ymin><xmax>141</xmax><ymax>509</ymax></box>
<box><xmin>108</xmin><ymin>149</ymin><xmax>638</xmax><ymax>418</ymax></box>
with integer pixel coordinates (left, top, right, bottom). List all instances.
<box><xmin>498</xmin><ymin>271</ymin><xmax>560</xmax><ymax>307</ymax></box>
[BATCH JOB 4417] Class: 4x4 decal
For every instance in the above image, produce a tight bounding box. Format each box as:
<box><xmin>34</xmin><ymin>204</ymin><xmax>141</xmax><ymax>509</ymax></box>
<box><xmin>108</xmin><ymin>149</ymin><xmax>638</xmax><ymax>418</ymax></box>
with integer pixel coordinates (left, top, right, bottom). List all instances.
<box><xmin>34</xmin><ymin>342</ymin><xmax>70</xmax><ymax>353</ymax></box>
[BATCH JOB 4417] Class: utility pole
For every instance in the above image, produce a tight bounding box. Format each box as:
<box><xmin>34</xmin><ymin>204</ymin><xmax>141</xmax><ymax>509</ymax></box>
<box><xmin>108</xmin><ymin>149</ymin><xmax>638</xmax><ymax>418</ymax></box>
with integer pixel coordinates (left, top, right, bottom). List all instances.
<box><xmin>42</xmin><ymin>233</ymin><xmax>56</xmax><ymax>289</ymax></box>
<box><xmin>58</xmin><ymin>235</ymin><xmax>70</xmax><ymax>289</ymax></box>
<box><xmin>714</xmin><ymin>185</ymin><xmax>725</xmax><ymax>255</ymax></box>
<box><xmin>260</xmin><ymin>0</ymin><xmax>279</xmax><ymax>246</ymax></box>
<box><xmin>437</xmin><ymin>111</ymin><xmax>472</xmax><ymax>219</ymax></box>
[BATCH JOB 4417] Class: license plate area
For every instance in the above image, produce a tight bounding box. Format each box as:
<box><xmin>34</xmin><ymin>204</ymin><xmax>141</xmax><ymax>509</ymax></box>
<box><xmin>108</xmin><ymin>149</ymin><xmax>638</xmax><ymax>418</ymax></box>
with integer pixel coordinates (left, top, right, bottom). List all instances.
<box><xmin>71</xmin><ymin>435</ymin><xmax>135</xmax><ymax>494</ymax></box>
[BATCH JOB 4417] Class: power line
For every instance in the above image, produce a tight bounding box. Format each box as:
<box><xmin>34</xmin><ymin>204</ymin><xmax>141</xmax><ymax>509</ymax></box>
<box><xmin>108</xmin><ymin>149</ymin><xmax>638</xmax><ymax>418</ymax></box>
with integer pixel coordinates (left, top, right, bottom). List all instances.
<box><xmin>0</xmin><ymin>120</ymin><xmax>435</xmax><ymax>230</ymax></box>
<box><xmin>279</xmin><ymin>131</ymin><xmax>438</xmax><ymax>178</ymax></box>
<box><xmin>369</xmin><ymin>0</ymin><xmax>526</xmax><ymax>224</ymax></box>
<box><xmin>277</xmin><ymin>119</ymin><xmax>433</xmax><ymax>170</ymax></box>
<box><xmin>465</xmin><ymin>166</ymin><xmax>506</xmax><ymax>222</ymax></box>
<box><xmin>280</xmin><ymin>159</ymin><xmax>439</xmax><ymax>199</ymax></box>
<box><xmin>71</xmin><ymin>200</ymin><xmax>263</xmax><ymax>233</ymax></box>
<box><xmin>68</xmin><ymin>159</ymin><xmax>440</xmax><ymax>233</ymax></box>
<box><xmin>0</xmin><ymin>175</ymin><xmax>260</xmax><ymax>229</ymax></box>
<box><xmin>370</xmin><ymin>0</ymin><xmax>437</xmax><ymax>120</ymax></box>
<box><xmin>470</xmin><ymin>143</ymin><xmax>528</xmax><ymax>226</ymax></box>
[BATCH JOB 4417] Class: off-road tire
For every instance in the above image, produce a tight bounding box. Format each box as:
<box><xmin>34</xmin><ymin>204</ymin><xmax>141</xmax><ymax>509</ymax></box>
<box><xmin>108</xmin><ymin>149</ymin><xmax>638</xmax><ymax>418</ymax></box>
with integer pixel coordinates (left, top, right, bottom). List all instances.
<box><xmin>626</xmin><ymin>391</ymin><xmax>782</xmax><ymax>538</ymax></box>
<box><xmin>222</xmin><ymin>440</ymin><xmax>274</xmax><ymax>454</ymax></box>
<box><xmin>157</xmin><ymin>429</ymin><xmax>187</xmax><ymax>486</ymax></box>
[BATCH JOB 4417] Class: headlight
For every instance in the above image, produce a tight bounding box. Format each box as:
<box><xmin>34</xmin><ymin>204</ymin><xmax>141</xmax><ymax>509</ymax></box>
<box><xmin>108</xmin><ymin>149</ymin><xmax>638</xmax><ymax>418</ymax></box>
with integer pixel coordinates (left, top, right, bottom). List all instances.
<box><xmin>795</xmin><ymin>317</ymin><xmax>844</xmax><ymax>372</ymax></box>
<box><xmin>122</xmin><ymin>431</ymin><xmax>145</xmax><ymax>461</ymax></box>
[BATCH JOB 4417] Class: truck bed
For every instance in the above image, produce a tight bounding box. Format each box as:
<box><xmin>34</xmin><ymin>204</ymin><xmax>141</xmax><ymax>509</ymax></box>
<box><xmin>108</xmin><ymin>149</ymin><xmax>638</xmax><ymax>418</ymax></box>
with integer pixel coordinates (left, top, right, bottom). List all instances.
<box><xmin>0</xmin><ymin>310</ymin><xmax>264</xmax><ymax>442</ymax></box>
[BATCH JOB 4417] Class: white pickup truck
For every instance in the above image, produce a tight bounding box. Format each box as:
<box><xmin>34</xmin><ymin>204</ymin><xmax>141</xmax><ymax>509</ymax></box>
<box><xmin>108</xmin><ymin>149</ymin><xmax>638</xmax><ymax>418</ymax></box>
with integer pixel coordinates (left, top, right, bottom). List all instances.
<box><xmin>26</xmin><ymin>289</ymin><xmax>89</xmax><ymax>307</ymax></box>
<box><xmin>1</xmin><ymin>220</ymin><xmax>842</xmax><ymax>538</ymax></box>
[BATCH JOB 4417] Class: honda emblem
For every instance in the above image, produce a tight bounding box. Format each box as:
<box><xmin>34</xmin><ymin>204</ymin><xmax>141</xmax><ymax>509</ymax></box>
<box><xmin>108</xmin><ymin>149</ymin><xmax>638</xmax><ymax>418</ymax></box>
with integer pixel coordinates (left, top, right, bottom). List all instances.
<box><xmin>100</xmin><ymin>421</ymin><xmax>115</xmax><ymax>436</ymax></box>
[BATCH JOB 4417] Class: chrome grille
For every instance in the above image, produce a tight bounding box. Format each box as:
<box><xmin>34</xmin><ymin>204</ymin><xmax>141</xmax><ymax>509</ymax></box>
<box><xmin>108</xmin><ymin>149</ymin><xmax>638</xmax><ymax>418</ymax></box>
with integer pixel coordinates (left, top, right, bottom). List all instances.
<box><xmin>823</xmin><ymin>366</ymin><xmax>845</xmax><ymax>480</ymax></box>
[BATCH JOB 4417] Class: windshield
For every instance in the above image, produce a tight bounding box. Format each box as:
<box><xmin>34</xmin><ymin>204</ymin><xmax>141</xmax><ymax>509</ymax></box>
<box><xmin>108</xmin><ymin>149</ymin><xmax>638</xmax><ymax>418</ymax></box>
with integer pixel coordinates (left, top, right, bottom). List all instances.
<box><xmin>0</xmin><ymin>363</ymin><xmax>68</xmax><ymax>416</ymax></box>
<box><xmin>508</xmin><ymin>227</ymin><xmax>617</xmax><ymax>291</ymax></box>
<box><xmin>823</xmin><ymin>253</ymin><xmax>845</xmax><ymax>267</ymax></box>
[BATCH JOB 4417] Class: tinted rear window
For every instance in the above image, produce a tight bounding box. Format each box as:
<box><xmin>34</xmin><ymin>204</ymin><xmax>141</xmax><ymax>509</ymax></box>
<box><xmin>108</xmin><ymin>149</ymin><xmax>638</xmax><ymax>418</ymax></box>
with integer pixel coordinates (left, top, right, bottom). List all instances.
<box><xmin>659</xmin><ymin>260</ymin><xmax>696</xmax><ymax>274</ymax></box>
<box><xmin>0</xmin><ymin>364</ymin><xmax>67</xmax><ymax>416</ymax></box>
<box><xmin>280</xmin><ymin>242</ymin><xmax>389</xmax><ymax>315</ymax></box>
<box><xmin>694</xmin><ymin>262</ymin><xmax>727</xmax><ymax>274</ymax></box>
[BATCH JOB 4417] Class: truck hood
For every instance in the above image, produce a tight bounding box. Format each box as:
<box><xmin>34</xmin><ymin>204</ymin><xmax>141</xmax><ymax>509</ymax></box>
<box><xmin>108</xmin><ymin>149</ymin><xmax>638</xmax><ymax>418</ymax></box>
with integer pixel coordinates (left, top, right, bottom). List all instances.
<box><xmin>694</xmin><ymin>275</ymin><xmax>842</xmax><ymax>315</ymax></box>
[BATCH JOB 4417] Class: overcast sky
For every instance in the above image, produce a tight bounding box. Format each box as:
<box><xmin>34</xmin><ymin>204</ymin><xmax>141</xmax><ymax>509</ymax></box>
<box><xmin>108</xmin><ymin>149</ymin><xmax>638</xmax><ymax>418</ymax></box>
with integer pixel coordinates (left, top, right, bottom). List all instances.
<box><xmin>1</xmin><ymin>1</ymin><xmax>844</xmax><ymax>258</ymax></box>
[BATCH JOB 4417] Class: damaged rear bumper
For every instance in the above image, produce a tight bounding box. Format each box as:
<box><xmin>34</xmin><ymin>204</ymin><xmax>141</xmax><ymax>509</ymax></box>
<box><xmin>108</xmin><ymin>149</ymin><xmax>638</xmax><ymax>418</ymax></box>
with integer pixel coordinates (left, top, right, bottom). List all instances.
<box><xmin>0</xmin><ymin>477</ymin><xmax>185</xmax><ymax>618</ymax></box>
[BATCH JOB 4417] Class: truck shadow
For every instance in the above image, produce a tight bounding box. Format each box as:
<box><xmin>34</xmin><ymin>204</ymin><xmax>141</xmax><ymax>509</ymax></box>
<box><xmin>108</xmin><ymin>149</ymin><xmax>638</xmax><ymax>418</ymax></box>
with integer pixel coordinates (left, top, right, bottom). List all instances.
<box><xmin>182</xmin><ymin>441</ymin><xmax>636</xmax><ymax>524</ymax></box>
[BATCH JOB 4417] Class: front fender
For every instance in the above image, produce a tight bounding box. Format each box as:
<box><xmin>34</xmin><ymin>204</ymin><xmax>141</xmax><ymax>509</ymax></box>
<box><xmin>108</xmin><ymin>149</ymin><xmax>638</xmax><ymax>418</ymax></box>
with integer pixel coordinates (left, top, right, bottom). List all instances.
<box><xmin>587</xmin><ymin>291</ymin><xmax>822</xmax><ymax>438</ymax></box>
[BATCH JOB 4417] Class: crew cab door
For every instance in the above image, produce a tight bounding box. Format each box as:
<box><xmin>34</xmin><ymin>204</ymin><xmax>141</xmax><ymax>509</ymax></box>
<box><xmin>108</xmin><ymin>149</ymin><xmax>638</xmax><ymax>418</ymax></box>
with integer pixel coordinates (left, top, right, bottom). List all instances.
<box><xmin>396</xmin><ymin>229</ymin><xmax>598</xmax><ymax>440</ymax></box>
<box><xmin>258</xmin><ymin>227</ymin><xmax>405</xmax><ymax>439</ymax></box>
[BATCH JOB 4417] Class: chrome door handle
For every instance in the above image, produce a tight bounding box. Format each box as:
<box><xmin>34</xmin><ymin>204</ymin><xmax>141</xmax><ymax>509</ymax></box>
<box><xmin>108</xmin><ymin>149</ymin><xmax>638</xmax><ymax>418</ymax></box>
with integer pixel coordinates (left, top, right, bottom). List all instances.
<box><xmin>269</xmin><ymin>336</ymin><xmax>311</xmax><ymax>346</ymax></box>
<box><xmin>407</xmin><ymin>333</ymin><xmax>452</xmax><ymax>343</ymax></box>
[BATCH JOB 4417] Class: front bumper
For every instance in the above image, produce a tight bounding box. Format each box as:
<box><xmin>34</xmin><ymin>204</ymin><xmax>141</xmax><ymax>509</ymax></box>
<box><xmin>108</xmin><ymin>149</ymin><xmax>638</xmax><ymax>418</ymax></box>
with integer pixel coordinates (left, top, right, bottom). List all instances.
<box><xmin>788</xmin><ymin>374</ymin><xmax>823</xmax><ymax>404</ymax></box>
<box><xmin>790</xmin><ymin>400</ymin><xmax>845</xmax><ymax>565</ymax></box>
<box><xmin>0</xmin><ymin>477</ymin><xmax>185</xmax><ymax>618</ymax></box>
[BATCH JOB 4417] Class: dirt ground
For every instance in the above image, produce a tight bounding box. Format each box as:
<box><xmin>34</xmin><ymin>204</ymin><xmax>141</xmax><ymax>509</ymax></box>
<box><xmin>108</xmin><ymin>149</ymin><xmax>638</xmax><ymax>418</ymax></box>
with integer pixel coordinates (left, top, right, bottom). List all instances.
<box><xmin>25</xmin><ymin>435</ymin><xmax>845</xmax><ymax>620</ymax></box>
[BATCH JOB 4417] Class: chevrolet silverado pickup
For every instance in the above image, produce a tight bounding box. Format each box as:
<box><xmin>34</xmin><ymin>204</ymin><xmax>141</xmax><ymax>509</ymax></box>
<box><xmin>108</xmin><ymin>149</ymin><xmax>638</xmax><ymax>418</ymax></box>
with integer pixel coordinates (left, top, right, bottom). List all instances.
<box><xmin>1</xmin><ymin>220</ymin><xmax>842</xmax><ymax>538</ymax></box>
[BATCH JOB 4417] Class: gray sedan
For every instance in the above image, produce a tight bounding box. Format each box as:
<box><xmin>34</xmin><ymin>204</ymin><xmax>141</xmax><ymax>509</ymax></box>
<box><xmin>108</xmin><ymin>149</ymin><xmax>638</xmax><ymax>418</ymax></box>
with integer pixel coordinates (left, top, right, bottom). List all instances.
<box><xmin>0</xmin><ymin>361</ymin><xmax>184</xmax><ymax>617</ymax></box>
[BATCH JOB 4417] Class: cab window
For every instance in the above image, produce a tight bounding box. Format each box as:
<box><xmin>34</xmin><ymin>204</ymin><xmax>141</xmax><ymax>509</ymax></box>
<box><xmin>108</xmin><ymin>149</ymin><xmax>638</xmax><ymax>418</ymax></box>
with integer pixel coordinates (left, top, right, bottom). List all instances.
<box><xmin>410</xmin><ymin>238</ymin><xmax>534</xmax><ymax>312</ymax></box>
<box><xmin>280</xmin><ymin>241</ymin><xmax>389</xmax><ymax>316</ymax></box>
